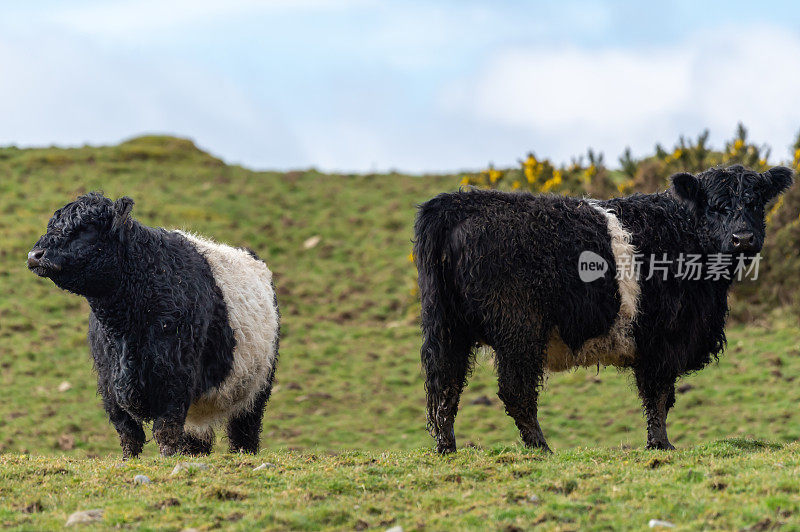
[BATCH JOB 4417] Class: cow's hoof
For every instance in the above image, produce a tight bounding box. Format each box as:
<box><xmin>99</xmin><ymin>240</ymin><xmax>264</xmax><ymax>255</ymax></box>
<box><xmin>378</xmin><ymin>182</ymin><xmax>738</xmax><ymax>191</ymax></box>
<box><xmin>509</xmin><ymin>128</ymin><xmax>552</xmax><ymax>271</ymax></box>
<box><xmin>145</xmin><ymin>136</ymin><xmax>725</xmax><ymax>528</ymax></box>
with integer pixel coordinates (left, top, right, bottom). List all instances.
<box><xmin>436</xmin><ymin>443</ymin><xmax>457</xmax><ymax>454</ymax></box>
<box><xmin>521</xmin><ymin>430</ymin><xmax>552</xmax><ymax>453</ymax></box>
<box><xmin>158</xmin><ymin>443</ymin><xmax>181</xmax><ymax>457</ymax></box>
<box><xmin>121</xmin><ymin>450</ymin><xmax>141</xmax><ymax>461</ymax></box>
<box><xmin>646</xmin><ymin>441</ymin><xmax>676</xmax><ymax>451</ymax></box>
<box><xmin>435</xmin><ymin>427</ymin><xmax>457</xmax><ymax>454</ymax></box>
<box><xmin>121</xmin><ymin>441</ymin><xmax>143</xmax><ymax>460</ymax></box>
<box><xmin>524</xmin><ymin>442</ymin><xmax>552</xmax><ymax>454</ymax></box>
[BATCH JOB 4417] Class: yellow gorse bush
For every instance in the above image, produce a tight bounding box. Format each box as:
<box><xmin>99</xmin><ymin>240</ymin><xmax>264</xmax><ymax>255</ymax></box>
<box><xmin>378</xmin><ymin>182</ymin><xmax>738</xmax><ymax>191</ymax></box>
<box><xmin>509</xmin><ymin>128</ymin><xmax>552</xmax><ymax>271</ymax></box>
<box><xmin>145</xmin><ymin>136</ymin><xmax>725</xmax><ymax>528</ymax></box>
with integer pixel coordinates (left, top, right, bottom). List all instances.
<box><xmin>542</xmin><ymin>170</ymin><xmax>563</xmax><ymax>192</ymax></box>
<box><xmin>460</xmin><ymin>123</ymin><xmax>783</xmax><ymax>198</ymax></box>
<box><xmin>766</xmin><ymin>195</ymin><xmax>784</xmax><ymax>225</ymax></box>
<box><xmin>461</xmin><ymin>151</ymin><xmax>598</xmax><ymax>195</ymax></box>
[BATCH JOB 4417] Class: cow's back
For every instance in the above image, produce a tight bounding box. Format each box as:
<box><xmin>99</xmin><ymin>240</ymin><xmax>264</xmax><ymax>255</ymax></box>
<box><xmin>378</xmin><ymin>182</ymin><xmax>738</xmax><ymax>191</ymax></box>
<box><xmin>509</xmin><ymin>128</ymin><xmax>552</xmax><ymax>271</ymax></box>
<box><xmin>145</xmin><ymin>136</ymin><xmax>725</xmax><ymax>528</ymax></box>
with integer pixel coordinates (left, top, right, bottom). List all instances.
<box><xmin>439</xmin><ymin>190</ymin><xmax>626</xmax><ymax>363</ymax></box>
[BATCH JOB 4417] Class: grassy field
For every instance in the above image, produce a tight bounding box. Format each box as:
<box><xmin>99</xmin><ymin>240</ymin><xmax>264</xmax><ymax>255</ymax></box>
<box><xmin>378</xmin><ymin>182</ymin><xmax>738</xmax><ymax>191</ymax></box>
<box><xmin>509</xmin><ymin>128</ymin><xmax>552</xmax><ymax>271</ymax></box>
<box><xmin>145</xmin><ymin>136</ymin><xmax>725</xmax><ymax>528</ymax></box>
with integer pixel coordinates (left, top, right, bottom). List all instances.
<box><xmin>1</xmin><ymin>137</ymin><xmax>799</xmax><ymax>530</ymax></box>
<box><xmin>2</xmin><ymin>442</ymin><xmax>798</xmax><ymax>531</ymax></box>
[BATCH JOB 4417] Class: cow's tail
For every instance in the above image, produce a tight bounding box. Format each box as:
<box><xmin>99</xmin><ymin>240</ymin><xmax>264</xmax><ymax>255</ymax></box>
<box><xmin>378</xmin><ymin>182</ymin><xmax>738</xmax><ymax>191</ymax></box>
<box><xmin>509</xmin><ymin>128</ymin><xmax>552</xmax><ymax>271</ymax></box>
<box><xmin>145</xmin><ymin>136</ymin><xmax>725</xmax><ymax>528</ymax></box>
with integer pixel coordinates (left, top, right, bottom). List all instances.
<box><xmin>413</xmin><ymin>195</ymin><xmax>470</xmax><ymax>442</ymax></box>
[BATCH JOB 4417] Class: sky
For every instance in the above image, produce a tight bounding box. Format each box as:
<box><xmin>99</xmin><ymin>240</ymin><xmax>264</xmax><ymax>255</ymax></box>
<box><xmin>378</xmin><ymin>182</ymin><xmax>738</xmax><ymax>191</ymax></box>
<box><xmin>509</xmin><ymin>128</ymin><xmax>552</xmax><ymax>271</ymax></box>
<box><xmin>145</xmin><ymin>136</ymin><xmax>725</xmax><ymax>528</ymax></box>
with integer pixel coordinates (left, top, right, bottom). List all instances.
<box><xmin>2</xmin><ymin>0</ymin><xmax>800</xmax><ymax>173</ymax></box>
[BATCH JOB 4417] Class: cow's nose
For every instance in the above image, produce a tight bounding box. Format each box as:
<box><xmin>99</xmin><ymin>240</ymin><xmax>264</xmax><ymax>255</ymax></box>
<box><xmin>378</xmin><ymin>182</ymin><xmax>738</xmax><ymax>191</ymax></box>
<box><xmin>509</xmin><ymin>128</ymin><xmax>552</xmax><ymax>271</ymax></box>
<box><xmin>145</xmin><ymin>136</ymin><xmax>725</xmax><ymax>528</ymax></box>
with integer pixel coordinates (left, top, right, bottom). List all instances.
<box><xmin>27</xmin><ymin>248</ymin><xmax>45</xmax><ymax>268</ymax></box>
<box><xmin>731</xmin><ymin>231</ymin><xmax>755</xmax><ymax>250</ymax></box>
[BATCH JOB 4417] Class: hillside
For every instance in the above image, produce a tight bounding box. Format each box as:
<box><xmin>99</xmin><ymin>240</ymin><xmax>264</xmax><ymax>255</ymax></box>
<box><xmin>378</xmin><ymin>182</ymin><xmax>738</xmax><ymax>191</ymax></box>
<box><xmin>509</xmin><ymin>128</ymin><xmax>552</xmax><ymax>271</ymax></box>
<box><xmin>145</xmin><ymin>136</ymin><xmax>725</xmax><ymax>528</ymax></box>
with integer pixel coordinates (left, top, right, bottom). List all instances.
<box><xmin>1</xmin><ymin>137</ymin><xmax>799</xmax><ymax>530</ymax></box>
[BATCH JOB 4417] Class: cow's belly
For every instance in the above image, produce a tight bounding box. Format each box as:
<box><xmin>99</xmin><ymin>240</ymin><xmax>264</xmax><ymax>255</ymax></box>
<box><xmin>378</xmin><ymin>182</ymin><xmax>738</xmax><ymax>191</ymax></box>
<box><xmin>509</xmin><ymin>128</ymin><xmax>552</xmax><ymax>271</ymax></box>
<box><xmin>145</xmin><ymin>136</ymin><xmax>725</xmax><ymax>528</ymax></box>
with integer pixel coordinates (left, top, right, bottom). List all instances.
<box><xmin>545</xmin><ymin>328</ymin><xmax>636</xmax><ymax>372</ymax></box>
<box><xmin>543</xmin><ymin>202</ymin><xmax>640</xmax><ymax>372</ymax></box>
<box><xmin>184</xmin><ymin>340</ymin><xmax>274</xmax><ymax>430</ymax></box>
<box><xmin>183</xmin><ymin>290</ymin><xmax>278</xmax><ymax>430</ymax></box>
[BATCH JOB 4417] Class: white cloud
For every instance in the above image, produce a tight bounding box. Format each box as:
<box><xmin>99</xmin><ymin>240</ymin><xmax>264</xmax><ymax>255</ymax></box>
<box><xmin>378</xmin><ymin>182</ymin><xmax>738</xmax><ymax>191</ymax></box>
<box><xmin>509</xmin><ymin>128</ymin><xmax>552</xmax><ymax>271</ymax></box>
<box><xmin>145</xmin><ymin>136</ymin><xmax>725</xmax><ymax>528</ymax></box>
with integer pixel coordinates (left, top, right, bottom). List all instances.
<box><xmin>443</xmin><ymin>25</ymin><xmax>800</xmax><ymax>164</ymax></box>
<box><xmin>44</xmin><ymin>0</ymin><xmax>380</xmax><ymax>37</ymax></box>
<box><xmin>0</xmin><ymin>30</ymin><xmax>304</xmax><ymax>168</ymax></box>
<box><xmin>468</xmin><ymin>48</ymin><xmax>692</xmax><ymax>130</ymax></box>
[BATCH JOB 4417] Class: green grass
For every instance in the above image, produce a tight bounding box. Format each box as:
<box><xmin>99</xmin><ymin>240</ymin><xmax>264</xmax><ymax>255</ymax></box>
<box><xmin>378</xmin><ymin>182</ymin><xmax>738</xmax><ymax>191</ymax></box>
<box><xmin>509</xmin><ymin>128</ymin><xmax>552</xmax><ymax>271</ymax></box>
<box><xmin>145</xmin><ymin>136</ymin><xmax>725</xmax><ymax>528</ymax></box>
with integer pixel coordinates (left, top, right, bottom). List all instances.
<box><xmin>1</xmin><ymin>137</ymin><xmax>799</xmax><ymax>530</ymax></box>
<box><xmin>2</xmin><ymin>442</ymin><xmax>799</xmax><ymax>530</ymax></box>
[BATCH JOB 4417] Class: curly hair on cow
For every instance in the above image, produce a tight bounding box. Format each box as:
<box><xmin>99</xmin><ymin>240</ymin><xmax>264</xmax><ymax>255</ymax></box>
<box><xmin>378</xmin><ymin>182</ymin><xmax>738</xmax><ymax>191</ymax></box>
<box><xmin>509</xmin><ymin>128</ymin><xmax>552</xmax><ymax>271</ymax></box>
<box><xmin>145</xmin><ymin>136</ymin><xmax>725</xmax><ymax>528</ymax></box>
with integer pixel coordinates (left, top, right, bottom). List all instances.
<box><xmin>414</xmin><ymin>165</ymin><xmax>793</xmax><ymax>453</ymax></box>
<box><xmin>28</xmin><ymin>192</ymin><xmax>280</xmax><ymax>458</ymax></box>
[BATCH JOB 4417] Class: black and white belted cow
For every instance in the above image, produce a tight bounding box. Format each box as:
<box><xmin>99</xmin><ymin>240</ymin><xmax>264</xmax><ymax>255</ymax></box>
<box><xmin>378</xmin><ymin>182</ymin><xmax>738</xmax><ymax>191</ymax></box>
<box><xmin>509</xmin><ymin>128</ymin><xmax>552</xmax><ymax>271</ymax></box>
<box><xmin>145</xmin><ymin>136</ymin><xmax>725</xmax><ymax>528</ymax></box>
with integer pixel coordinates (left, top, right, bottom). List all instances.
<box><xmin>414</xmin><ymin>165</ymin><xmax>793</xmax><ymax>453</ymax></box>
<box><xmin>28</xmin><ymin>192</ymin><xmax>280</xmax><ymax>458</ymax></box>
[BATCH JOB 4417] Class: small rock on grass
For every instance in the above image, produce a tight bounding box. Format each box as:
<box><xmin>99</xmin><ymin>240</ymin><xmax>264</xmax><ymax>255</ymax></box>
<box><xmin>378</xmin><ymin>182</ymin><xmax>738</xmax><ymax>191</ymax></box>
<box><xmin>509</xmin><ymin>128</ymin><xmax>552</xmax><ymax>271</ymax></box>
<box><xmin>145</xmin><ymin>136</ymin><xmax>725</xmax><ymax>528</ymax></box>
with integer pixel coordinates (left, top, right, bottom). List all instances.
<box><xmin>57</xmin><ymin>381</ymin><xmax>72</xmax><ymax>392</ymax></box>
<box><xmin>134</xmin><ymin>474</ymin><xmax>151</xmax><ymax>484</ymax></box>
<box><xmin>386</xmin><ymin>527</ymin><xmax>404</xmax><ymax>532</ymax></box>
<box><xmin>648</xmin><ymin>519</ymin><xmax>676</xmax><ymax>528</ymax></box>
<box><xmin>303</xmin><ymin>235</ymin><xmax>321</xmax><ymax>249</ymax></box>
<box><xmin>253</xmin><ymin>462</ymin><xmax>276</xmax><ymax>471</ymax></box>
<box><xmin>171</xmin><ymin>462</ymin><xmax>209</xmax><ymax>476</ymax></box>
<box><xmin>65</xmin><ymin>509</ymin><xmax>103</xmax><ymax>526</ymax></box>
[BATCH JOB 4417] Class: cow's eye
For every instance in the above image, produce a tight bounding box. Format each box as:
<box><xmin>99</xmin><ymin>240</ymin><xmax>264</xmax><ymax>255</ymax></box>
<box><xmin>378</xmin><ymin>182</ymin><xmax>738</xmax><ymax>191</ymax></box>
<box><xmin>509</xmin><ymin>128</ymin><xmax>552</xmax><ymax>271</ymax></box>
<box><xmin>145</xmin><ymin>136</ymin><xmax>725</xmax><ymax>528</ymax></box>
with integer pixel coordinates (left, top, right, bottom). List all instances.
<box><xmin>81</xmin><ymin>225</ymin><xmax>100</xmax><ymax>241</ymax></box>
<box><xmin>67</xmin><ymin>224</ymin><xmax>98</xmax><ymax>244</ymax></box>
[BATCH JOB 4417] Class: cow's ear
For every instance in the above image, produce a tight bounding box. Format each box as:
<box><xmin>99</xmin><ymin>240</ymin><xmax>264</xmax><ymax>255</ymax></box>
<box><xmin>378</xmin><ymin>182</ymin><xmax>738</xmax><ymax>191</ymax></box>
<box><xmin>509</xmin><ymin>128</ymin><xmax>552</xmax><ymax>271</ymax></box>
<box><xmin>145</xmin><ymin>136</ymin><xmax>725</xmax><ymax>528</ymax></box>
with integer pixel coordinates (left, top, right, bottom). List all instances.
<box><xmin>671</xmin><ymin>172</ymin><xmax>704</xmax><ymax>205</ymax></box>
<box><xmin>760</xmin><ymin>166</ymin><xmax>794</xmax><ymax>200</ymax></box>
<box><xmin>112</xmin><ymin>196</ymin><xmax>135</xmax><ymax>234</ymax></box>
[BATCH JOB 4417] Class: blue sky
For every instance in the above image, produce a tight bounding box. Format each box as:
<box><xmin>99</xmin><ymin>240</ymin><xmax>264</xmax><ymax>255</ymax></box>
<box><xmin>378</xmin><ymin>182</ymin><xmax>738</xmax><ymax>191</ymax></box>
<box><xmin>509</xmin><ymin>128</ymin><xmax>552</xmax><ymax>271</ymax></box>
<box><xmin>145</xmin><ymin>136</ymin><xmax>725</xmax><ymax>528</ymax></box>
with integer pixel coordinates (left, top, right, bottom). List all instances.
<box><xmin>2</xmin><ymin>1</ymin><xmax>800</xmax><ymax>172</ymax></box>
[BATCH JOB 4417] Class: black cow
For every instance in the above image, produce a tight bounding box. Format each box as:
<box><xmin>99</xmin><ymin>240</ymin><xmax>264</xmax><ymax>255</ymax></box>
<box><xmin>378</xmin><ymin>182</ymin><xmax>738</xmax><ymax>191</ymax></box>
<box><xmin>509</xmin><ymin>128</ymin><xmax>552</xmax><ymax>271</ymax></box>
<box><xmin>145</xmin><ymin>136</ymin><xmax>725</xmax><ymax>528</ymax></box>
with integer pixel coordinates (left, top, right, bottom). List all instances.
<box><xmin>28</xmin><ymin>193</ymin><xmax>280</xmax><ymax>458</ymax></box>
<box><xmin>414</xmin><ymin>165</ymin><xmax>793</xmax><ymax>453</ymax></box>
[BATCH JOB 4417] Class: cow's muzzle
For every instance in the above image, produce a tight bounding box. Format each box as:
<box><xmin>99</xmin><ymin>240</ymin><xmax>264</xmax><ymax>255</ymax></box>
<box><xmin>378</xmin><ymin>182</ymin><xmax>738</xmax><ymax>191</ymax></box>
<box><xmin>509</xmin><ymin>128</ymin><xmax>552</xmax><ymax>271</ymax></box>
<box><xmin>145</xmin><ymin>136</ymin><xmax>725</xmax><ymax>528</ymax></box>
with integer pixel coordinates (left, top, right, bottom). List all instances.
<box><xmin>27</xmin><ymin>248</ymin><xmax>61</xmax><ymax>276</ymax></box>
<box><xmin>731</xmin><ymin>231</ymin><xmax>756</xmax><ymax>252</ymax></box>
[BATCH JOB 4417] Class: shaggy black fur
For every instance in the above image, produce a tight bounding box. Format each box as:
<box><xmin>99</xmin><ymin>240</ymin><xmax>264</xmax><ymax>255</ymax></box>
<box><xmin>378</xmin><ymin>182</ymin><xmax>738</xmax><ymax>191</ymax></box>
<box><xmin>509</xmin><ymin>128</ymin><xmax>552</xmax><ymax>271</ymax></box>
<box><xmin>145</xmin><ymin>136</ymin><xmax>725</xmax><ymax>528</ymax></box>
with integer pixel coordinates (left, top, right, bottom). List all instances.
<box><xmin>29</xmin><ymin>192</ymin><xmax>276</xmax><ymax>458</ymax></box>
<box><xmin>414</xmin><ymin>165</ymin><xmax>793</xmax><ymax>453</ymax></box>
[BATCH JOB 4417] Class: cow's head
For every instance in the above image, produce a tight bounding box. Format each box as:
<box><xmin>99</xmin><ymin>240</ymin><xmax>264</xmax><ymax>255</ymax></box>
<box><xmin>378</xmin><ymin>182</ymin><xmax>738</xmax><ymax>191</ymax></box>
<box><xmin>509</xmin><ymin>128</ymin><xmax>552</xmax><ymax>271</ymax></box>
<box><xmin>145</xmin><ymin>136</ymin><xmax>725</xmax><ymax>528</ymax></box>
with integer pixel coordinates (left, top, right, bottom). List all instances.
<box><xmin>28</xmin><ymin>192</ymin><xmax>134</xmax><ymax>297</ymax></box>
<box><xmin>671</xmin><ymin>165</ymin><xmax>793</xmax><ymax>255</ymax></box>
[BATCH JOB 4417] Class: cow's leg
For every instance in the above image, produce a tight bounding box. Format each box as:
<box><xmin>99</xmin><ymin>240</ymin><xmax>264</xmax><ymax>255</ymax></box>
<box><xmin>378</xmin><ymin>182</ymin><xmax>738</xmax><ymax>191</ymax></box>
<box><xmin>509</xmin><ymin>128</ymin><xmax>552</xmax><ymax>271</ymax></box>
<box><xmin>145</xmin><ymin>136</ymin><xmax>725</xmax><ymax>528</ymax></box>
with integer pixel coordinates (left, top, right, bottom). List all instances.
<box><xmin>182</xmin><ymin>427</ymin><xmax>214</xmax><ymax>455</ymax></box>
<box><xmin>153</xmin><ymin>404</ymin><xmax>189</xmax><ymax>457</ymax></box>
<box><xmin>421</xmin><ymin>323</ymin><xmax>474</xmax><ymax>454</ymax></box>
<box><xmin>635</xmin><ymin>365</ymin><xmax>677</xmax><ymax>450</ymax></box>
<box><xmin>106</xmin><ymin>399</ymin><xmax>146</xmax><ymax>460</ymax></box>
<box><xmin>227</xmin><ymin>384</ymin><xmax>271</xmax><ymax>454</ymax></box>
<box><xmin>495</xmin><ymin>337</ymin><xmax>551</xmax><ymax>452</ymax></box>
<box><xmin>98</xmin><ymin>380</ymin><xmax>145</xmax><ymax>459</ymax></box>
<box><xmin>92</xmin><ymin>321</ymin><xmax>145</xmax><ymax>459</ymax></box>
